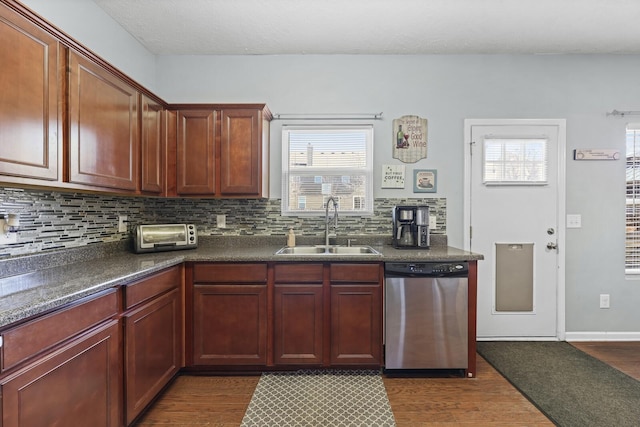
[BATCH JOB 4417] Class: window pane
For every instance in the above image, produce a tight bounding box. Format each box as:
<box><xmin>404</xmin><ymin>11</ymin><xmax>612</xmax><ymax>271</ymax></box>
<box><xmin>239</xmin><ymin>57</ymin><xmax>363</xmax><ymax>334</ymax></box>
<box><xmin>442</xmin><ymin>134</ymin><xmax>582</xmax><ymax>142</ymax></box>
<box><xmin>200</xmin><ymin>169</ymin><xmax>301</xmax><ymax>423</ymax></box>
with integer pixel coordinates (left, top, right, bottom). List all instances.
<box><xmin>282</xmin><ymin>125</ymin><xmax>373</xmax><ymax>216</ymax></box>
<box><xmin>626</xmin><ymin>126</ymin><xmax>640</xmax><ymax>272</ymax></box>
<box><xmin>483</xmin><ymin>138</ymin><xmax>548</xmax><ymax>185</ymax></box>
<box><xmin>285</xmin><ymin>173</ymin><xmax>369</xmax><ymax>212</ymax></box>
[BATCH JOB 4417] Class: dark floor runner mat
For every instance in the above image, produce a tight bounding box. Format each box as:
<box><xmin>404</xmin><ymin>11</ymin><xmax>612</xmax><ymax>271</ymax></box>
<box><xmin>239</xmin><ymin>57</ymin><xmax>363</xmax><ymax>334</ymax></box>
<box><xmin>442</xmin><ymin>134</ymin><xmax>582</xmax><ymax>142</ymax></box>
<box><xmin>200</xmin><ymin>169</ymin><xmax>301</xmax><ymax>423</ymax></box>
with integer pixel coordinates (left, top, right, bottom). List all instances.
<box><xmin>477</xmin><ymin>341</ymin><xmax>640</xmax><ymax>427</ymax></box>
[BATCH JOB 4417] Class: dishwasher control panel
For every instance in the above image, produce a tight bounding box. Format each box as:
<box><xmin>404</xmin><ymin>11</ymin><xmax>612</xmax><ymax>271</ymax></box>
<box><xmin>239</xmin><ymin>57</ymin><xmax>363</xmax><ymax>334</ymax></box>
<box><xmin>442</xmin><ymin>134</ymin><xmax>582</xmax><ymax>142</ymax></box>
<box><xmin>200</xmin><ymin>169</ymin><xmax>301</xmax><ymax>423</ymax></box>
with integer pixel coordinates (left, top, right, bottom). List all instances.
<box><xmin>385</xmin><ymin>262</ymin><xmax>468</xmax><ymax>276</ymax></box>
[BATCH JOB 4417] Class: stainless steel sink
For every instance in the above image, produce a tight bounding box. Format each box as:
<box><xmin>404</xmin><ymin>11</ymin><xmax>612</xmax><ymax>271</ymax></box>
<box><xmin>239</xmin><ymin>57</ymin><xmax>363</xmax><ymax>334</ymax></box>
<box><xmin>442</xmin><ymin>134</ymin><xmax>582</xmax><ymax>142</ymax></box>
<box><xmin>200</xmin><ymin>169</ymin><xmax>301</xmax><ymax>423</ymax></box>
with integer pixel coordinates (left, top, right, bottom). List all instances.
<box><xmin>327</xmin><ymin>246</ymin><xmax>381</xmax><ymax>255</ymax></box>
<box><xmin>274</xmin><ymin>245</ymin><xmax>381</xmax><ymax>256</ymax></box>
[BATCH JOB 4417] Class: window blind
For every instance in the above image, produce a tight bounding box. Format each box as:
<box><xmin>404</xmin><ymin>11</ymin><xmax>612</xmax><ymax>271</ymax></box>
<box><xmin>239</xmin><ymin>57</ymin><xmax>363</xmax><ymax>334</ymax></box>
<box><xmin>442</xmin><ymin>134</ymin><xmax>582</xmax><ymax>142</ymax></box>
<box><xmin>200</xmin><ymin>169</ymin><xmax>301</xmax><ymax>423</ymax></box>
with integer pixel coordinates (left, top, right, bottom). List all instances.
<box><xmin>483</xmin><ymin>138</ymin><xmax>548</xmax><ymax>185</ymax></box>
<box><xmin>625</xmin><ymin>127</ymin><xmax>640</xmax><ymax>272</ymax></box>
<box><xmin>282</xmin><ymin>126</ymin><xmax>373</xmax><ymax>216</ymax></box>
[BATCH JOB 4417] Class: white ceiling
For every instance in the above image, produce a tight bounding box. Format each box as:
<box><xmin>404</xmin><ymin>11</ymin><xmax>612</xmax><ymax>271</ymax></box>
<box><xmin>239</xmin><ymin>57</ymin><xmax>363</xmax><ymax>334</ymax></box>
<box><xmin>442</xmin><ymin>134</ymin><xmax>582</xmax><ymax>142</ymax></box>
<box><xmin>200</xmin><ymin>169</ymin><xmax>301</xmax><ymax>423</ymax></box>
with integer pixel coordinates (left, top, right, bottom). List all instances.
<box><xmin>93</xmin><ymin>0</ymin><xmax>640</xmax><ymax>55</ymax></box>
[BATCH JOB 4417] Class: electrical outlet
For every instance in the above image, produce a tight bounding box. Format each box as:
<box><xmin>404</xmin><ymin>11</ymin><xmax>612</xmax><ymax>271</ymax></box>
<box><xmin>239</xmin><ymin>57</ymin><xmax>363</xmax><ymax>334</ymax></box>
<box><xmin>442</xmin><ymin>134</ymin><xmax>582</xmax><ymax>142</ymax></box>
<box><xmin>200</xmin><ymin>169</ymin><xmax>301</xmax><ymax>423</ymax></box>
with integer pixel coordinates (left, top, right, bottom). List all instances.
<box><xmin>0</xmin><ymin>232</ymin><xmax>17</xmax><ymax>245</ymax></box>
<box><xmin>429</xmin><ymin>215</ymin><xmax>437</xmax><ymax>230</ymax></box>
<box><xmin>118</xmin><ymin>215</ymin><xmax>128</xmax><ymax>233</ymax></box>
<box><xmin>217</xmin><ymin>214</ymin><xmax>226</xmax><ymax>228</ymax></box>
<box><xmin>599</xmin><ymin>294</ymin><xmax>610</xmax><ymax>309</ymax></box>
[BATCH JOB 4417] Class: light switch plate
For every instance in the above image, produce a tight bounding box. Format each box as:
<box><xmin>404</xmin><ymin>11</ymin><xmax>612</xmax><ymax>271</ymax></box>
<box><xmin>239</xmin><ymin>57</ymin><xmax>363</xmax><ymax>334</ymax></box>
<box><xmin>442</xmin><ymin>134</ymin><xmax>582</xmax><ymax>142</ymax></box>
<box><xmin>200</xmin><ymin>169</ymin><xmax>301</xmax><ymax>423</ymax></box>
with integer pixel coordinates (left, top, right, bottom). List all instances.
<box><xmin>217</xmin><ymin>214</ymin><xmax>226</xmax><ymax>228</ymax></box>
<box><xmin>566</xmin><ymin>214</ymin><xmax>582</xmax><ymax>228</ymax></box>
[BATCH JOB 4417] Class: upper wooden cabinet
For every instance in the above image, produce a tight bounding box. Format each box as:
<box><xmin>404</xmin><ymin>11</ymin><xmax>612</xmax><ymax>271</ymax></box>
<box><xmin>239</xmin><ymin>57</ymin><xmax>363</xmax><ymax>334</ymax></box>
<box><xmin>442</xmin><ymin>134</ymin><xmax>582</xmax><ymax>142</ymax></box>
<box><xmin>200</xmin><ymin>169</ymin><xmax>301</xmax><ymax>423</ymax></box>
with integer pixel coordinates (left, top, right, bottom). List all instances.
<box><xmin>140</xmin><ymin>95</ymin><xmax>165</xmax><ymax>195</ymax></box>
<box><xmin>220</xmin><ymin>108</ymin><xmax>269</xmax><ymax>196</ymax></box>
<box><xmin>176</xmin><ymin>109</ymin><xmax>217</xmax><ymax>195</ymax></box>
<box><xmin>0</xmin><ymin>2</ymin><xmax>270</xmax><ymax>198</ymax></box>
<box><xmin>0</xmin><ymin>2</ymin><xmax>62</xmax><ymax>183</ymax></box>
<box><xmin>174</xmin><ymin>105</ymin><xmax>271</xmax><ymax>198</ymax></box>
<box><xmin>67</xmin><ymin>50</ymin><xmax>139</xmax><ymax>192</ymax></box>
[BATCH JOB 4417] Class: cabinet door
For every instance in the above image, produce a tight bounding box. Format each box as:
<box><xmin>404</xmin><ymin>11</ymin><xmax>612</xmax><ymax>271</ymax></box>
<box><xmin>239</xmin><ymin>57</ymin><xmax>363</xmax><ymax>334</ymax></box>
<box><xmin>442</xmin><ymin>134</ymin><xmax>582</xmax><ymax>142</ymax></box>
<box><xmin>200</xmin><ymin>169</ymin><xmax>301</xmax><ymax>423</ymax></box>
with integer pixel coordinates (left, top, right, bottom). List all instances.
<box><xmin>0</xmin><ymin>320</ymin><xmax>121</xmax><ymax>427</ymax></box>
<box><xmin>330</xmin><ymin>284</ymin><xmax>382</xmax><ymax>366</ymax></box>
<box><xmin>220</xmin><ymin>108</ymin><xmax>265</xmax><ymax>196</ymax></box>
<box><xmin>192</xmin><ymin>284</ymin><xmax>267</xmax><ymax>365</ymax></box>
<box><xmin>0</xmin><ymin>3</ymin><xmax>60</xmax><ymax>182</ymax></box>
<box><xmin>140</xmin><ymin>94</ymin><xmax>165</xmax><ymax>194</ymax></box>
<box><xmin>68</xmin><ymin>50</ymin><xmax>139</xmax><ymax>191</ymax></box>
<box><xmin>124</xmin><ymin>288</ymin><xmax>182</xmax><ymax>425</ymax></box>
<box><xmin>274</xmin><ymin>285</ymin><xmax>323</xmax><ymax>365</ymax></box>
<box><xmin>176</xmin><ymin>110</ymin><xmax>216</xmax><ymax>195</ymax></box>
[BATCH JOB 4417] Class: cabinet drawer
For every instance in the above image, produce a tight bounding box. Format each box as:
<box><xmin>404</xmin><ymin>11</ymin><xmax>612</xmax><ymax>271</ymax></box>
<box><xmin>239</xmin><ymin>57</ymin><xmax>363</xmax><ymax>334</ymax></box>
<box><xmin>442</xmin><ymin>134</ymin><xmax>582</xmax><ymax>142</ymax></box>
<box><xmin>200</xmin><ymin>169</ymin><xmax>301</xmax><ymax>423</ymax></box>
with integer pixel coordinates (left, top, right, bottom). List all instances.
<box><xmin>0</xmin><ymin>320</ymin><xmax>121</xmax><ymax>427</ymax></box>
<box><xmin>125</xmin><ymin>266</ymin><xmax>181</xmax><ymax>309</ymax></box>
<box><xmin>273</xmin><ymin>263</ymin><xmax>324</xmax><ymax>283</ymax></box>
<box><xmin>330</xmin><ymin>263</ymin><xmax>381</xmax><ymax>284</ymax></box>
<box><xmin>1</xmin><ymin>289</ymin><xmax>118</xmax><ymax>372</ymax></box>
<box><xmin>192</xmin><ymin>263</ymin><xmax>267</xmax><ymax>283</ymax></box>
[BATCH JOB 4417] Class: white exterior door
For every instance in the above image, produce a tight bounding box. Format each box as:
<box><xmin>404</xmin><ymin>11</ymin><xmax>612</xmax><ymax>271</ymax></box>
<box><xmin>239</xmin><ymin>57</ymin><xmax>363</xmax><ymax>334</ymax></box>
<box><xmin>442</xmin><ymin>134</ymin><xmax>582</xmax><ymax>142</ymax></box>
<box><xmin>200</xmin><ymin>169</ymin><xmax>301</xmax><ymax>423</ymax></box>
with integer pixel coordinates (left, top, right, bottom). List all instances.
<box><xmin>464</xmin><ymin>119</ymin><xmax>565</xmax><ymax>339</ymax></box>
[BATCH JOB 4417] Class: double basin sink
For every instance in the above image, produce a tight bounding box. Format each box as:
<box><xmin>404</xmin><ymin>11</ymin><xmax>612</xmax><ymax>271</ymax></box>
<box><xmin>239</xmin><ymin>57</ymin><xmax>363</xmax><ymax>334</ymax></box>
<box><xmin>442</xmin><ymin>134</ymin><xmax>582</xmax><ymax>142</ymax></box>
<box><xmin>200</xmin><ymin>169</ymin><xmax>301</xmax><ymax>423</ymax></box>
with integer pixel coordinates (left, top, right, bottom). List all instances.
<box><xmin>275</xmin><ymin>245</ymin><xmax>381</xmax><ymax>256</ymax></box>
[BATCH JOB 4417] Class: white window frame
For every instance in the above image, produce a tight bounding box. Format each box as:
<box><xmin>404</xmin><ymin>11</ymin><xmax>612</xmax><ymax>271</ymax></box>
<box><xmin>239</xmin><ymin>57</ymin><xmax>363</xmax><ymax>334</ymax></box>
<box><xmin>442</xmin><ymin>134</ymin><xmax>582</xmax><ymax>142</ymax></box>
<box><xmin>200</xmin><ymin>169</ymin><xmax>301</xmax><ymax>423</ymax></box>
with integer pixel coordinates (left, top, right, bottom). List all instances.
<box><xmin>625</xmin><ymin>124</ymin><xmax>640</xmax><ymax>274</ymax></box>
<box><xmin>482</xmin><ymin>137</ymin><xmax>549</xmax><ymax>185</ymax></box>
<box><xmin>281</xmin><ymin>125</ymin><xmax>374</xmax><ymax>216</ymax></box>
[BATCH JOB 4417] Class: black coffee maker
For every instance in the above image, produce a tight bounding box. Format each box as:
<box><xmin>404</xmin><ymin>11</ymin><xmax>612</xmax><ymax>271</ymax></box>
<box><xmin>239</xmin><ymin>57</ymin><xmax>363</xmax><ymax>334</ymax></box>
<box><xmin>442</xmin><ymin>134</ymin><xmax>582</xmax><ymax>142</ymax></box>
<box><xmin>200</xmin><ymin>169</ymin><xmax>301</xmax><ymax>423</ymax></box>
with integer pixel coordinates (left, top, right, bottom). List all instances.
<box><xmin>392</xmin><ymin>205</ymin><xmax>430</xmax><ymax>249</ymax></box>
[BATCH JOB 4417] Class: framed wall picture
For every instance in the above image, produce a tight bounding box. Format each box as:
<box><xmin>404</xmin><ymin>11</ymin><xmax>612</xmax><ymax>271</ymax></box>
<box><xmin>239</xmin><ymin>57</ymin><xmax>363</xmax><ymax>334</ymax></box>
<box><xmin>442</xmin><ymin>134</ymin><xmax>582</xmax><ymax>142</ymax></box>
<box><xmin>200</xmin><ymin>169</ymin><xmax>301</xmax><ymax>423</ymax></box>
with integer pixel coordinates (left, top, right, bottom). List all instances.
<box><xmin>414</xmin><ymin>169</ymin><xmax>437</xmax><ymax>193</ymax></box>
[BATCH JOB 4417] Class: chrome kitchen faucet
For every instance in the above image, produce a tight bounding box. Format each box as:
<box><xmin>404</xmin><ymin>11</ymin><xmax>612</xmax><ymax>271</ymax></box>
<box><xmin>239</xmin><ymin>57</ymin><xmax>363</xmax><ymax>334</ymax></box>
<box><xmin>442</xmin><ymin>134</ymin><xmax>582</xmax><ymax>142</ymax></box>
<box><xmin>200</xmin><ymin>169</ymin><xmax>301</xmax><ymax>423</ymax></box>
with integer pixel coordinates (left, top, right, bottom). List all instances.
<box><xmin>325</xmin><ymin>196</ymin><xmax>338</xmax><ymax>250</ymax></box>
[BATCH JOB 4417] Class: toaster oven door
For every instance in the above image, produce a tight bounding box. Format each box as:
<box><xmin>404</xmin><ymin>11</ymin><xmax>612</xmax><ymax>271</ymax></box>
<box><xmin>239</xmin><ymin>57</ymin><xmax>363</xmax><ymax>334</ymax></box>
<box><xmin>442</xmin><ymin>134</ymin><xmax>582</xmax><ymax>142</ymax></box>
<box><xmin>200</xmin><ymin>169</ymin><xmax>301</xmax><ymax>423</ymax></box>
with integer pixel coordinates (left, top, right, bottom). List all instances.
<box><xmin>139</xmin><ymin>225</ymin><xmax>187</xmax><ymax>249</ymax></box>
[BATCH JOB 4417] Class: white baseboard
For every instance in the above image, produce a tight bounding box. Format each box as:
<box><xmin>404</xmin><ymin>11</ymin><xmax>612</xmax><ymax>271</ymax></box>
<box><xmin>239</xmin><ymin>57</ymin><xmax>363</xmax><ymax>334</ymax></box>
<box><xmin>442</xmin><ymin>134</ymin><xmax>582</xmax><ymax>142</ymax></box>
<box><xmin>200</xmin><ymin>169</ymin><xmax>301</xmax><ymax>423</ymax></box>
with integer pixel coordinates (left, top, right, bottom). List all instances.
<box><xmin>565</xmin><ymin>331</ymin><xmax>640</xmax><ymax>341</ymax></box>
<box><xmin>477</xmin><ymin>336</ymin><xmax>560</xmax><ymax>341</ymax></box>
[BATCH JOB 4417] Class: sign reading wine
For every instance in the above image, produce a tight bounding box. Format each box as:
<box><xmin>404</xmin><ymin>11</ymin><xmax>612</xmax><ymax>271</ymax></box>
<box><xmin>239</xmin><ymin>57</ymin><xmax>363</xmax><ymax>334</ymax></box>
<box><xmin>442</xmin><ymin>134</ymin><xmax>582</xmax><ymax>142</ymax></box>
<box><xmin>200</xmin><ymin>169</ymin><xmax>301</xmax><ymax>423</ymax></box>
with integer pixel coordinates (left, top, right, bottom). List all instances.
<box><xmin>392</xmin><ymin>115</ymin><xmax>428</xmax><ymax>163</ymax></box>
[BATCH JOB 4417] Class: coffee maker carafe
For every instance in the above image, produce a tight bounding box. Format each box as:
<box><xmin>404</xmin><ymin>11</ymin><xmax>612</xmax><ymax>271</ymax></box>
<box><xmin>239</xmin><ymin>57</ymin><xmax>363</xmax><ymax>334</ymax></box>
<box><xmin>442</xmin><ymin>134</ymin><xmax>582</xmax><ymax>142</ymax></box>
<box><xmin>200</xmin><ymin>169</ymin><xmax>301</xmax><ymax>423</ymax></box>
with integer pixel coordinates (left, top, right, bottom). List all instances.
<box><xmin>392</xmin><ymin>205</ymin><xmax>430</xmax><ymax>249</ymax></box>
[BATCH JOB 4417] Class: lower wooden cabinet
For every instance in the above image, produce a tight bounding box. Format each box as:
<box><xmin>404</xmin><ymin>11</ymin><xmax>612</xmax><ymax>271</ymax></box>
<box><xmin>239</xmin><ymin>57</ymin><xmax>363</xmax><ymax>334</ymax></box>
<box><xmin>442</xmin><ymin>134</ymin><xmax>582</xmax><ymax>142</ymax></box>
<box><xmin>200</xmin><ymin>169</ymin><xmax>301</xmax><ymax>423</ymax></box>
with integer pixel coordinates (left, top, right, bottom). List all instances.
<box><xmin>272</xmin><ymin>262</ymin><xmax>383</xmax><ymax>368</ymax></box>
<box><xmin>124</xmin><ymin>287</ymin><xmax>182</xmax><ymax>425</ymax></box>
<box><xmin>187</xmin><ymin>262</ymin><xmax>383</xmax><ymax>370</ymax></box>
<box><xmin>273</xmin><ymin>263</ymin><xmax>324</xmax><ymax>365</ymax></box>
<box><xmin>0</xmin><ymin>320</ymin><xmax>121</xmax><ymax>427</ymax></box>
<box><xmin>274</xmin><ymin>284</ymin><xmax>324</xmax><ymax>365</ymax></box>
<box><xmin>191</xmin><ymin>263</ymin><xmax>268</xmax><ymax>366</ymax></box>
<box><xmin>330</xmin><ymin>284</ymin><xmax>382</xmax><ymax>366</ymax></box>
<box><xmin>330</xmin><ymin>263</ymin><xmax>382</xmax><ymax>366</ymax></box>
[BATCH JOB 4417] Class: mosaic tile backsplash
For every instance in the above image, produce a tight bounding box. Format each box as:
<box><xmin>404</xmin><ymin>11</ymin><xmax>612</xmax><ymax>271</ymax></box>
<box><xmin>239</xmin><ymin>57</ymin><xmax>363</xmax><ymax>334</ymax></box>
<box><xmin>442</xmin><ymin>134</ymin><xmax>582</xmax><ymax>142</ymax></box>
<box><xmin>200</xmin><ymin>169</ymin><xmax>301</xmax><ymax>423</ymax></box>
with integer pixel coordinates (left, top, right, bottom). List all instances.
<box><xmin>0</xmin><ymin>187</ymin><xmax>446</xmax><ymax>258</ymax></box>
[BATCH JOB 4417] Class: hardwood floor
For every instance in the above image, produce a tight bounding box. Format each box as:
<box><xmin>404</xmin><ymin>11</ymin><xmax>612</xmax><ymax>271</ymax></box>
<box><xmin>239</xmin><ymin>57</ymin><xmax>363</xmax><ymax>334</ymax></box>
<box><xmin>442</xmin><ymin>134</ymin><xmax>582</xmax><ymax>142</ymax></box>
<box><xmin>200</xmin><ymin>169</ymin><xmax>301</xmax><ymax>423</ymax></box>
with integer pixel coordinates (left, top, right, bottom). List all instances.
<box><xmin>135</xmin><ymin>375</ymin><xmax>260</xmax><ymax>426</ymax></box>
<box><xmin>134</xmin><ymin>342</ymin><xmax>640</xmax><ymax>426</ymax></box>
<box><xmin>570</xmin><ymin>341</ymin><xmax>640</xmax><ymax>380</ymax></box>
<box><xmin>382</xmin><ymin>356</ymin><xmax>552</xmax><ymax>426</ymax></box>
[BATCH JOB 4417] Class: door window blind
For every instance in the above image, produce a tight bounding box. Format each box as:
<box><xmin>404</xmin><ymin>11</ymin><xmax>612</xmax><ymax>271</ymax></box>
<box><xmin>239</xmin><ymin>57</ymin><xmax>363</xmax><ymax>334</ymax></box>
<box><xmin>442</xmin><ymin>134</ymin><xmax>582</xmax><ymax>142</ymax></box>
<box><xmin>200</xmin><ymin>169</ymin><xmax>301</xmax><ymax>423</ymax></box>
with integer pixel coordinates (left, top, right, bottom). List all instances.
<box><xmin>483</xmin><ymin>137</ymin><xmax>548</xmax><ymax>185</ymax></box>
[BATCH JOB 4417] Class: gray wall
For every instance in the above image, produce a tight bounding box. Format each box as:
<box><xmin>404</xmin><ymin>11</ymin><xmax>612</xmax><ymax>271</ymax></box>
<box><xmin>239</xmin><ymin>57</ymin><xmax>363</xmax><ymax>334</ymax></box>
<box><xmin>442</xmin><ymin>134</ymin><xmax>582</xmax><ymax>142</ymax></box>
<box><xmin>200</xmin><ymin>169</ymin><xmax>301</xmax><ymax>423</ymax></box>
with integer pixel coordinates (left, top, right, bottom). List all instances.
<box><xmin>155</xmin><ymin>54</ymin><xmax>637</xmax><ymax>336</ymax></box>
<box><xmin>13</xmin><ymin>1</ymin><xmax>640</xmax><ymax>337</ymax></box>
<box><xmin>21</xmin><ymin>0</ymin><xmax>157</xmax><ymax>92</ymax></box>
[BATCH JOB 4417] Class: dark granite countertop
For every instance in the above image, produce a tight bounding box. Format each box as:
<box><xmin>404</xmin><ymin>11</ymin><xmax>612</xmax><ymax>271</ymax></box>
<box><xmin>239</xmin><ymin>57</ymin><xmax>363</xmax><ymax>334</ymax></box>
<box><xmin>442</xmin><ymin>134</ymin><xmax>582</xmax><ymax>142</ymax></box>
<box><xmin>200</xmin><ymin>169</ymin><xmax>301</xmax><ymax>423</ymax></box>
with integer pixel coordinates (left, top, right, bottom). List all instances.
<box><xmin>0</xmin><ymin>235</ymin><xmax>482</xmax><ymax>328</ymax></box>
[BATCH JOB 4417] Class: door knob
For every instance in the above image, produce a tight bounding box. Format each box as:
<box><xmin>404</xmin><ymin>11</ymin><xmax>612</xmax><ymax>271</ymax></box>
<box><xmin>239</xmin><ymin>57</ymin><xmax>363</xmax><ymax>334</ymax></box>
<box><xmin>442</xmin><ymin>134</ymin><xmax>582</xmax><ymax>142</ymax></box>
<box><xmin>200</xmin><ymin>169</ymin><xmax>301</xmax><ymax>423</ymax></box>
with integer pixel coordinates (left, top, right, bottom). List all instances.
<box><xmin>546</xmin><ymin>242</ymin><xmax>558</xmax><ymax>250</ymax></box>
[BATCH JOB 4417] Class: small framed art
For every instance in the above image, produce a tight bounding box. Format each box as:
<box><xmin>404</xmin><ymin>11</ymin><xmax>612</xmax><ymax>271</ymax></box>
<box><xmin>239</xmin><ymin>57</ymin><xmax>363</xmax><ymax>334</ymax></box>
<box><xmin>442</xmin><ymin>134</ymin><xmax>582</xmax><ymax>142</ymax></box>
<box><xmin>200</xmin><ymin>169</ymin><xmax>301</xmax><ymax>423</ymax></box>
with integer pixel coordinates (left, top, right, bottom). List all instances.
<box><xmin>413</xmin><ymin>169</ymin><xmax>437</xmax><ymax>193</ymax></box>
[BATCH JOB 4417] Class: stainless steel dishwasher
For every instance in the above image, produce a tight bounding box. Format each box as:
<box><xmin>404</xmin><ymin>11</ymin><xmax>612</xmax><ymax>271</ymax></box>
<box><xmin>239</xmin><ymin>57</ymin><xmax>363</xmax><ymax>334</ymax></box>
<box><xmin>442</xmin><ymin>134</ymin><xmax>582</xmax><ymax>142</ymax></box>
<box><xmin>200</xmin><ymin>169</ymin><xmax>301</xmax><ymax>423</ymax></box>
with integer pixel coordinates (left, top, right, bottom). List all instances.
<box><xmin>384</xmin><ymin>262</ymin><xmax>468</xmax><ymax>372</ymax></box>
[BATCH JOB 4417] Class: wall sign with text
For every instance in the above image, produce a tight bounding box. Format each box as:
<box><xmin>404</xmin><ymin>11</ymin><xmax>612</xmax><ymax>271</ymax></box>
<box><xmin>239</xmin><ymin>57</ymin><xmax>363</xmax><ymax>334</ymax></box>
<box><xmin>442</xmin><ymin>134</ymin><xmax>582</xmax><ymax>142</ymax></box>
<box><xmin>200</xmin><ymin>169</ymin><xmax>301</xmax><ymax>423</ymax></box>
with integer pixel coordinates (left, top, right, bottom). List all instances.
<box><xmin>381</xmin><ymin>164</ymin><xmax>405</xmax><ymax>188</ymax></box>
<box><xmin>414</xmin><ymin>169</ymin><xmax>437</xmax><ymax>193</ymax></box>
<box><xmin>573</xmin><ymin>149</ymin><xmax>620</xmax><ymax>160</ymax></box>
<box><xmin>392</xmin><ymin>115</ymin><xmax>428</xmax><ymax>163</ymax></box>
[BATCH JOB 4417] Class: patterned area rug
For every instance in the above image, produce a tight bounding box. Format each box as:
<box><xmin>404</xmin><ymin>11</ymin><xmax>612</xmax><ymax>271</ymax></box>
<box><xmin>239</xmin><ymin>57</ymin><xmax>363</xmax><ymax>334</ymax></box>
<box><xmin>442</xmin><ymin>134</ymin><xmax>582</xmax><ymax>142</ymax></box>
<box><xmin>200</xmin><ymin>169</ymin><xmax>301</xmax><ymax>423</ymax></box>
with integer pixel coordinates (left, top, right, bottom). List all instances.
<box><xmin>240</xmin><ymin>370</ymin><xmax>396</xmax><ymax>427</ymax></box>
